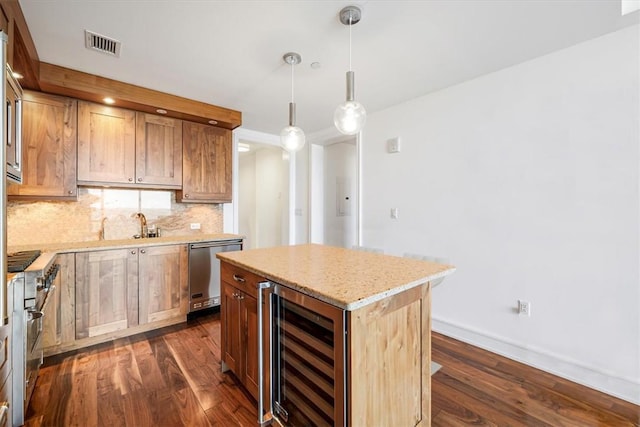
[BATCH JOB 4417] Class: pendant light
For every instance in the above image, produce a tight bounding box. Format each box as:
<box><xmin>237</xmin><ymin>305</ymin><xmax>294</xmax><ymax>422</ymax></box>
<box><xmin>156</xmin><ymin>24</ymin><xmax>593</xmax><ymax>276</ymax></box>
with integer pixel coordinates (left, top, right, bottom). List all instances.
<box><xmin>280</xmin><ymin>52</ymin><xmax>306</xmax><ymax>152</ymax></box>
<box><xmin>334</xmin><ymin>5</ymin><xmax>366</xmax><ymax>135</ymax></box>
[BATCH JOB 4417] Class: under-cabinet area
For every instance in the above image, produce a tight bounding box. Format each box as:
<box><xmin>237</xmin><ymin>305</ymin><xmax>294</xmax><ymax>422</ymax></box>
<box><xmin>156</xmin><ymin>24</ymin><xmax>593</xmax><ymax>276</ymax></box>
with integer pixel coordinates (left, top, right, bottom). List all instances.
<box><xmin>218</xmin><ymin>244</ymin><xmax>456</xmax><ymax>426</ymax></box>
<box><xmin>8</xmin><ymin>91</ymin><xmax>232</xmax><ymax>203</ymax></box>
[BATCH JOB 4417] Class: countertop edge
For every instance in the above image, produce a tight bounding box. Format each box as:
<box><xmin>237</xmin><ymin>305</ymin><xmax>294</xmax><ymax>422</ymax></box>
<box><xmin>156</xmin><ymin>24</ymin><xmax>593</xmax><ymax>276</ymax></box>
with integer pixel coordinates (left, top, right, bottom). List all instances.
<box><xmin>9</xmin><ymin>234</ymin><xmax>244</xmax><ymax>254</ymax></box>
<box><xmin>218</xmin><ymin>255</ymin><xmax>456</xmax><ymax>311</ymax></box>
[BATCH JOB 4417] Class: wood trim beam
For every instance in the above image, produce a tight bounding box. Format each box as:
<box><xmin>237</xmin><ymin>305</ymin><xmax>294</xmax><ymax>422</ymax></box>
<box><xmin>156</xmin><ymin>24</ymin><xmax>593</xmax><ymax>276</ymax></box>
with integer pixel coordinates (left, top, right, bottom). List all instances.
<box><xmin>38</xmin><ymin>62</ymin><xmax>242</xmax><ymax>129</ymax></box>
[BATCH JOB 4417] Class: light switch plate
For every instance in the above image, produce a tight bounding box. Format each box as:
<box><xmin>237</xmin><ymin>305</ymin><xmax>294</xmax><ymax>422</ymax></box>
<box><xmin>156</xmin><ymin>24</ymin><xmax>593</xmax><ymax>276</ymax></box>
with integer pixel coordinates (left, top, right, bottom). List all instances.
<box><xmin>387</xmin><ymin>137</ymin><xmax>401</xmax><ymax>153</ymax></box>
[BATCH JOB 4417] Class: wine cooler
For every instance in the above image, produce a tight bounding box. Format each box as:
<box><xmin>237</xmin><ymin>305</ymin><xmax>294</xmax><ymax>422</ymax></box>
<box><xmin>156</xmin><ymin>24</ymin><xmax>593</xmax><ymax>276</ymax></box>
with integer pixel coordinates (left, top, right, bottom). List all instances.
<box><xmin>271</xmin><ymin>285</ymin><xmax>346</xmax><ymax>426</ymax></box>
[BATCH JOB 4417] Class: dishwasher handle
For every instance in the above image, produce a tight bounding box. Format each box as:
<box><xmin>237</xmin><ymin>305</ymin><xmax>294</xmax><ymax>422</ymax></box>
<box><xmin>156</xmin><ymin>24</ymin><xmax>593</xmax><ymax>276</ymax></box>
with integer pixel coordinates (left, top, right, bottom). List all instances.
<box><xmin>190</xmin><ymin>240</ymin><xmax>243</xmax><ymax>250</ymax></box>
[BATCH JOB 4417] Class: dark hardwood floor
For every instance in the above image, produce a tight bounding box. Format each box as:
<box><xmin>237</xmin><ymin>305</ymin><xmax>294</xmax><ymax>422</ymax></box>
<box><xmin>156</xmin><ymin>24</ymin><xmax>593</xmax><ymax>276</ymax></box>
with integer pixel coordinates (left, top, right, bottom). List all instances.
<box><xmin>25</xmin><ymin>312</ymin><xmax>639</xmax><ymax>427</ymax></box>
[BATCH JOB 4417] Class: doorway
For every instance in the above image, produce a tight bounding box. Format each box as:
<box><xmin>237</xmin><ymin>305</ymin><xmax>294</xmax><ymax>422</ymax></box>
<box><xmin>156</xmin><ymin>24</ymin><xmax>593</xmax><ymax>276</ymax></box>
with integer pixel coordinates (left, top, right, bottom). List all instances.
<box><xmin>237</xmin><ymin>141</ymin><xmax>289</xmax><ymax>249</ymax></box>
<box><xmin>309</xmin><ymin>135</ymin><xmax>359</xmax><ymax>248</ymax></box>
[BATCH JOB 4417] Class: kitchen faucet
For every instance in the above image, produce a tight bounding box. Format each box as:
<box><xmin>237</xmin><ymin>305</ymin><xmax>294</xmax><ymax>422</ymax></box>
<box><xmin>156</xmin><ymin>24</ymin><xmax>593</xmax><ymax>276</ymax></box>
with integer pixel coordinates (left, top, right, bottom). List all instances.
<box><xmin>134</xmin><ymin>212</ymin><xmax>148</xmax><ymax>238</ymax></box>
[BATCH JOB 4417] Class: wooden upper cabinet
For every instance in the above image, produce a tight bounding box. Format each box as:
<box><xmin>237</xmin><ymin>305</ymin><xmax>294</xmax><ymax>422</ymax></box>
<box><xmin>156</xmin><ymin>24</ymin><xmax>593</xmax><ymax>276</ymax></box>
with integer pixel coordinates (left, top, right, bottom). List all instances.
<box><xmin>8</xmin><ymin>91</ymin><xmax>78</xmax><ymax>200</ymax></box>
<box><xmin>138</xmin><ymin>244</ymin><xmax>188</xmax><ymax>324</ymax></box>
<box><xmin>177</xmin><ymin>121</ymin><xmax>232</xmax><ymax>203</ymax></box>
<box><xmin>135</xmin><ymin>112</ymin><xmax>182</xmax><ymax>187</ymax></box>
<box><xmin>77</xmin><ymin>101</ymin><xmax>136</xmax><ymax>185</ymax></box>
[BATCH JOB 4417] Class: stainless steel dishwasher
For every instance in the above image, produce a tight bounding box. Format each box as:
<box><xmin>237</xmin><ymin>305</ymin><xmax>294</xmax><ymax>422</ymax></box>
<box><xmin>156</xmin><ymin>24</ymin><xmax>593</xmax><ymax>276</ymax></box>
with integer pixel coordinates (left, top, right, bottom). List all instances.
<box><xmin>188</xmin><ymin>239</ymin><xmax>242</xmax><ymax>312</ymax></box>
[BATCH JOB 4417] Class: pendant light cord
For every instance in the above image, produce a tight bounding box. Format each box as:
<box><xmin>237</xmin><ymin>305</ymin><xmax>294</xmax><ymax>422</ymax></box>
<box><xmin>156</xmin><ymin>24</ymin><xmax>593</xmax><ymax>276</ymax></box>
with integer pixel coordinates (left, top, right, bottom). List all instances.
<box><xmin>291</xmin><ymin>60</ymin><xmax>295</xmax><ymax>103</ymax></box>
<box><xmin>349</xmin><ymin>10</ymin><xmax>353</xmax><ymax>72</ymax></box>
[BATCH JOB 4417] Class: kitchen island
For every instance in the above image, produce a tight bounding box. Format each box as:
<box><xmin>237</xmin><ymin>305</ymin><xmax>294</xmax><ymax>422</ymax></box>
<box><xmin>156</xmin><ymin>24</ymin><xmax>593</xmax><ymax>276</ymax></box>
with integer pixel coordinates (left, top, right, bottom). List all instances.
<box><xmin>217</xmin><ymin>244</ymin><xmax>455</xmax><ymax>427</ymax></box>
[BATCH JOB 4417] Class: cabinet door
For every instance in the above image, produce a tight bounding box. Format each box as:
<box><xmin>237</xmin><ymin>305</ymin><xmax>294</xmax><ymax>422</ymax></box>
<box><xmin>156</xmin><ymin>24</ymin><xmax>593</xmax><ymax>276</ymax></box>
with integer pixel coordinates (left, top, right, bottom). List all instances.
<box><xmin>135</xmin><ymin>112</ymin><xmax>182</xmax><ymax>187</ymax></box>
<box><xmin>221</xmin><ymin>282</ymin><xmax>241</xmax><ymax>375</ymax></box>
<box><xmin>8</xmin><ymin>91</ymin><xmax>77</xmax><ymax>199</ymax></box>
<box><xmin>43</xmin><ymin>253</ymin><xmax>75</xmax><ymax>351</ymax></box>
<box><xmin>243</xmin><ymin>293</ymin><xmax>259</xmax><ymax>400</ymax></box>
<box><xmin>178</xmin><ymin>121</ymin><xmax>231</xmax><ymax>203</ymax></box>
<box><xmin>75</xmin><ymin>249</ymin><xmax>138</xmax><ymax>339</ymax></box>
<box><xmin>138</xmin><ymin>244</ymin><xmax>188</xmax><ymax>324</ymax></box>
<box><xmin>77</xmin><ymin>101</ymin><xmax>136</xmax><ymax>185</ymax></box>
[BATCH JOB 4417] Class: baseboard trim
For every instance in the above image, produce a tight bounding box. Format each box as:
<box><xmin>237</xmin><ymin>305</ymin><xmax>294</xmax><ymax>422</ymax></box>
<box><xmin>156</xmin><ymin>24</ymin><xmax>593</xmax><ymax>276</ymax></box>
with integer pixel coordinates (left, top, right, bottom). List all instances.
<box><xmin>432</xmin><ymin>316</ymin><xmax>640</xmax><ymax>405</ymax></box>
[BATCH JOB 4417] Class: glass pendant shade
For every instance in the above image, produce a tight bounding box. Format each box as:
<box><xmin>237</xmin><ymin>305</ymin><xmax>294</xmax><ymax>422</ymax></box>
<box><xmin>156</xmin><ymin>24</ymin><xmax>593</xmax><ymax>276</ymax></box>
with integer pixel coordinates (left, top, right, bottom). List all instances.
<box><xmin>280</xmin><ymin>53</ymin><xmax>305</xmax><ymax>153</ymax></box>
<box><xmin>334</xmin><ymin>100</ymin><xmax>366</xmax><ymax>135</ymax></box>
<box><xmin>280</xmin><ymin>124</ymin><xmax>306</xmax><ymax>152</ymax></box>
<box><xmin>335</xmin><ymin>6</ymin><xmax>366</xmax><ymax>135</ymax></box>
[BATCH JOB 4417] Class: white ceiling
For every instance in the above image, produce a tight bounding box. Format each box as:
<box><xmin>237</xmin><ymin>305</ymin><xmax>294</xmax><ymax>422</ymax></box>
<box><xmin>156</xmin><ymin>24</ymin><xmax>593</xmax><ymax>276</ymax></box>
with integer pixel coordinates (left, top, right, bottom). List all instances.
<box><xmin>19</xmin><ymin>0</ymin><xmax>639</xmax><ymax>135</ymax></box>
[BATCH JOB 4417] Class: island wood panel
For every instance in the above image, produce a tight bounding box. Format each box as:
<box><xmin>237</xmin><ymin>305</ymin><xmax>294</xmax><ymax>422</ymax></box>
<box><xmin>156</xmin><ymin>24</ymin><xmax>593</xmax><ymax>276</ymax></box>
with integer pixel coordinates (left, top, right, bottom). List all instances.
<box><xmin>77</xmin><ymin>101</ymin><xmax>136</xmax><ymax>185</ymax></box>
<box><xmin>43</xmin><ymin>253</ymin><xmax>75</xmax><ymax>351</ymax></box>
<box><xmin>348</xmin><ymin>283</ymin><xmax>431</xmax><ymax>426</ymax></box>
<box><xmin>75</xmin><ymin>249</ymin><xmax>139</xmax><ymax>339</ymax></box>
<box><xmin>8</xmin><ymin>91</ymin><xmax>77</xmax><ymax>200</ymax></box>
<box><xmin>138</xmin><ymin>244</ymin><xmax>188</xmax><ymax>324</ymax></box>
<box><xmin>177</xmin><ymin>121</ymin><xmax>232</xmax><ymax>203</ymax></box>
<box><xmin>135</xmin><ymin>112</ymin><xmax>182</xmax><ymax>188</ymax></box>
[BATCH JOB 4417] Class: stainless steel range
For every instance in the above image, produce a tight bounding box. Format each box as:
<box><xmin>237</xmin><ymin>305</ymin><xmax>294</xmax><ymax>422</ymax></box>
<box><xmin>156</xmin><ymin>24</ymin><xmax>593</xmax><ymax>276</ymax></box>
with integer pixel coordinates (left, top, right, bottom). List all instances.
<box><xmin>7</xmin><ymin>250</ymin><xmax>58</xmax><ymax>425</ymax></box>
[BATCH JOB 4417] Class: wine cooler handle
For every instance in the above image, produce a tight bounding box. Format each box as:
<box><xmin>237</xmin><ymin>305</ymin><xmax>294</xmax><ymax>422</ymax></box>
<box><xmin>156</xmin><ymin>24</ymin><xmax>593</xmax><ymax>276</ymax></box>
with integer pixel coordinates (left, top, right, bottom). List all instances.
<box><xmin>257</xmin><ymin>281</ymin><xmax>273</xmax><ymax>426</ymax></box>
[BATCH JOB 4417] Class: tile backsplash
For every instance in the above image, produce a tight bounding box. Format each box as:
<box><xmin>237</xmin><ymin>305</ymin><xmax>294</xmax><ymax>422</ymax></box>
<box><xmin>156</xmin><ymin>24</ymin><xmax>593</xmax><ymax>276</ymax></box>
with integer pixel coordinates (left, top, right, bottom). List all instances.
<box><xmin>7</xmin><ymin>188</ymin><xmax>223</xmax><ymax>246</ymax></box>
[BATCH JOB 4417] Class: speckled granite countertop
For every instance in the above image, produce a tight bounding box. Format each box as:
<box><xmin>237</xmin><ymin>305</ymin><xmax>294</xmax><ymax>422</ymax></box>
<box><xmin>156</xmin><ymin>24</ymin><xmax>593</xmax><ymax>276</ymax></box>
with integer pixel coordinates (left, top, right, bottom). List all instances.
<box><xmin>217</xmin><ymin>244</ymin><xmax>456</xmax><ymax>311</ymax></box>
<box><xmin>8</xmin><ymin>233</ymin><xmax>243</xmax><ymax>254</ymax></box>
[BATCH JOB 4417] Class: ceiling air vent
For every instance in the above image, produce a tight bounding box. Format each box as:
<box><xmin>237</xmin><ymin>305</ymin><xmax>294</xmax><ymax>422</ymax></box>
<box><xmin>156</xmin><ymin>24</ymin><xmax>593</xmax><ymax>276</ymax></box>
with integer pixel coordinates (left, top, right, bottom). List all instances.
<box><xmin>84</xmin><ymin>30</ymin><xmax>121</xmax><ymax>57</ymax></box>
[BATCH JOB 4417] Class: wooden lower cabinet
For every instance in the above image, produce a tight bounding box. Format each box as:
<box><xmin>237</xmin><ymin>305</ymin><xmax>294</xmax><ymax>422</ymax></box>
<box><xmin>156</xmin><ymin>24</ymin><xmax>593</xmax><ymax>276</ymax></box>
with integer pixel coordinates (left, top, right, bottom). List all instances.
<box><xmin>75</xmin><ymin>248</ymin><xmax>138</xmax><ymax>339</ymax></box>
<box><xmin>43</xmin><ymin>244</ymin><xmax>189</xmax><ymax>355</ymax></box>
<box><xmin>43</xmin><ymin>253</ymin><xmax>75</xmax><ymax>352</ymax></box>
<box><xmin>138</xmin><ymin>244</ymin><xmax>188</xmax><ymax>324</ymax></box>
<box><xmin>220</xmin><ymin>262</ymin><xmax>268</xmax><ymax>403</ymax></box>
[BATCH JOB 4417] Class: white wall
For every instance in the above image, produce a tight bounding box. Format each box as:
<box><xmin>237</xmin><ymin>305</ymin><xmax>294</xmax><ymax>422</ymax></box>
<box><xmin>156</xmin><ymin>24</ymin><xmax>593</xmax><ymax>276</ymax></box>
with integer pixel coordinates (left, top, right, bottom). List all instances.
<box><xmin>360</xmin><ymin>25</ymin><xmax>640</xmax><ymax>403</ymax></box>
<box><xmin>323</xmin><ymin>142</ymin><xmax>357</xmax><ymax>248</ymax></box>
<box><xmin>238</xmin><ymin>151</ymin><xmax>257</xmax><ymax>248</ymax></box>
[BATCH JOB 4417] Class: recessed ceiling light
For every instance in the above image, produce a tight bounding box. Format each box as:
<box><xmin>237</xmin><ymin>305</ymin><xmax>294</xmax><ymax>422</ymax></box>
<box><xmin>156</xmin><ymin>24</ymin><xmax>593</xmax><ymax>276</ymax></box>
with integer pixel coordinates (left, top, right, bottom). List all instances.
<box><xmin>103</xmin><ymin>97</ymin><xmax>115</xmax><ymax>105</ymax></box>
<box><xmin>238</xmin><ymin>143</ymin><xmax>250</xmax><ymax>152</ymax></box>
<box><xmin>12</xmin><ymin>71</ymin><xmax>23</xmax><ymax>79</ymax></box>
<box><xmin>156</xmin><ymin>109</ymin><xmax>167</xmax><ymax>114</ymax></box>
<box><xmin>208</xmin><ymin>120</ymin><xmax>218</xmax><ymax>125</ymax></box>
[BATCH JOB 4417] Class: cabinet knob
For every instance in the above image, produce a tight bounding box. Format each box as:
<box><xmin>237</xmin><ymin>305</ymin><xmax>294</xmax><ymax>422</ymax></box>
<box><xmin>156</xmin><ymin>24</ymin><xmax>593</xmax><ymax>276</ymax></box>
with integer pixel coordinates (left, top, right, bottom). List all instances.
<box><xmin>128</xmin><ymin>178</ymin><xmax>133</xmax><ymax>182</ymax></box>
<box><xmin>131</xmin><ymin>250</ymin><xmax>136</xmax><ymax>255</ymax></box>
<box><xmin>184</xmin><ymin>194</ymin><xmax>190</xmax><ymax>198</ymax></box>
<box><xmin>137</xmin><ymin>177</ymin><xmax>143</xmax><ymax>182</ymax></box>
<box><xmin>140</xmin><ymin>249</ymin><xmax>146</xmax><ymax>254</ymax></box>
<box><xmin>67</xmin><ymin>190</ymin><xmax>74</xmax><ymax>195</ymax></box>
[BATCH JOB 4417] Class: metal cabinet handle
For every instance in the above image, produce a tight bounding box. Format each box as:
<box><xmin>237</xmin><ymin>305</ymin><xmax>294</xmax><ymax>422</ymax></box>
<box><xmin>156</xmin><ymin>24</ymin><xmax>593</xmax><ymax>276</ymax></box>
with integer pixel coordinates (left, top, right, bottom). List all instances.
<box><xmin>233</xmin><ymin>274</ymin><xmax>246</xmax><ymax>283</ymax></box>
<box><xmin>184</xmin><ymin>194</ymin><xmax>190</xmax><ymax>198</ymax></box>
<box><xmin>131</xmin><ymin>250</ymin><xmax>136</xmax><ymax>255</ymax></box>
<box><xmin>140</xmin><ymin>249</ymin><xmax>146</xmax><ymax>254</ymax></box>
<box><xmin>68</xmin><ymin>190</ymin><xmax>74</xmax><ymax>195</ymax></box>
<box><xmin>27</xmin><ymin>309</ymin><xmax>43</xmax><ymax>320</ymax></box>
<box><xmin>137</xmin><ymin>177</ymin><xmax>143</xmax><ymax>182</ymax></box>
<box><xmin>128</xmin><ymin>177</ymin><xmax>133</xmax><ymax>182</ymax></box>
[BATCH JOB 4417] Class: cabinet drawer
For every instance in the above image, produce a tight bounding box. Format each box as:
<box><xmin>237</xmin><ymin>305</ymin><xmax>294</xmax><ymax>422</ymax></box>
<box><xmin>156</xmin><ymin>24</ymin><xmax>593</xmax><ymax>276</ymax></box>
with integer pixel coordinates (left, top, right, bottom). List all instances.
<box><xmin>221</xmin><ymin>262</ymin><xmax>265</xmax><ymax>298</ymax></box>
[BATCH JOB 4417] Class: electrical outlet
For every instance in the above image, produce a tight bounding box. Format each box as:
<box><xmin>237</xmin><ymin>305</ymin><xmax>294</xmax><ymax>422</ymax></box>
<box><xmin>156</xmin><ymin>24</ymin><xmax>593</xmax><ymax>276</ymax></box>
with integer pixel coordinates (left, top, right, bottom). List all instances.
<box><xmin>518</xmin><ymin>300</ymin><xmax>531</xmax><ymax>316</ymax></box>
<box><xmin>190</xmin><ymin>223</ymin><xmax>201</xmax><ymax>230</ymax></box>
